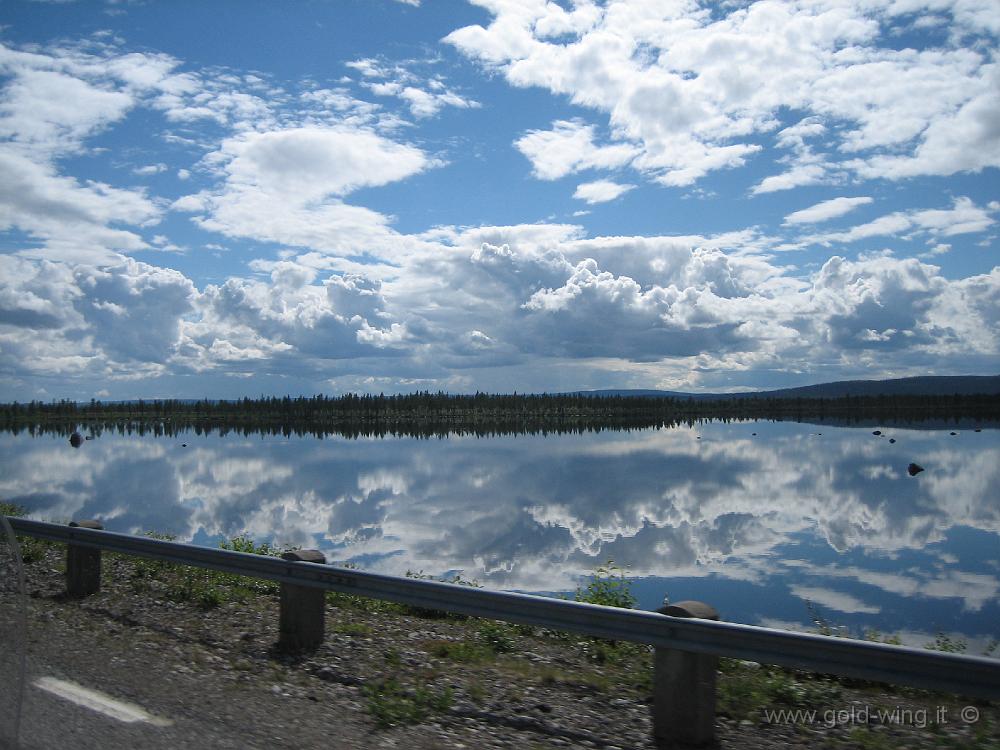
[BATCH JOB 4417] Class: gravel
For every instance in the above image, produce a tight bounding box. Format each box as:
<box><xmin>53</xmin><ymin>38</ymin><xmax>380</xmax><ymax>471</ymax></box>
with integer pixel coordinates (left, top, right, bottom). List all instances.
<box><xmin>6</xmin><ymin>544</ymin><xmax>997</xmax><ymax>749</ymax></box>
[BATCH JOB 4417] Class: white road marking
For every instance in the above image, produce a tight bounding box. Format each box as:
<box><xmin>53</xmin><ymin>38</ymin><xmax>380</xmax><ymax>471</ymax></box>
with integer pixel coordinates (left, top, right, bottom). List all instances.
<box><xmin>33</xmin><ymin>677</ymin><xmax>172</xmax><ymax>727</ymax></box>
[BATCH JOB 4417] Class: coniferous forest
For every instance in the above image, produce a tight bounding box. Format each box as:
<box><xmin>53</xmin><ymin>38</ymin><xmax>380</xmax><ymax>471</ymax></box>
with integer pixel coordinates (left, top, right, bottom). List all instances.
<box><xmin>1</xmin><ymin>391</ymin><xmax>997</xmax><ymax>439</ymax></box>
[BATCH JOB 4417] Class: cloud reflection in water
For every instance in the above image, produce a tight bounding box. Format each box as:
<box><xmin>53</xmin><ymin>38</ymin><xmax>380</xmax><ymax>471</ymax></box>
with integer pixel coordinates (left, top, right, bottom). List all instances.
<box><xmin>2</xmin><ymin>423</ymin><xmax>997</xmax><ymax>644</ymax></box>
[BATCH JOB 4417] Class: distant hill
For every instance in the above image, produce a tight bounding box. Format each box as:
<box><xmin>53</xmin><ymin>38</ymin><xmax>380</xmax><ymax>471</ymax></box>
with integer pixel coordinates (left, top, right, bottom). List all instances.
<box><xmin>571</xmin><ymin>375</ymin><xmax>1000</xmax><ymax>400</ymax></box>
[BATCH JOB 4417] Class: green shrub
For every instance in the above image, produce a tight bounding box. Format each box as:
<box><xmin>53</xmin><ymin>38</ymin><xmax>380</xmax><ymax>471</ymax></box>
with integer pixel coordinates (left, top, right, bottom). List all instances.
<box><xmin>925</xmin><ymin>632</ymin><xmax>966</xmax><ymax>653</ymax></box>
<box><xmin>476</xmin><ymin>620</ymin><xmax>517</xmax><ymax>654</ymax></box>
<box><xmin>1</xmin><ymin>502</ymin><xmax>26</xmax><ymax>517</ymax></box>
<box><xmin>219</xmin><ymin>534</ymin><xmax>276</xmax><ymax>556</ymax></box>
<box><xmin>575</xmin><ymin>559</ymin><xmax>636</xmax><ymax>609</ymax></box>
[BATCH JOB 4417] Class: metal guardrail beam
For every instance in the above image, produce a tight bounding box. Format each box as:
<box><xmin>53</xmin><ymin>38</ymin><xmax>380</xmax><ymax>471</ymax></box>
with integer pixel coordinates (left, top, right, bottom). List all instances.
<box><xmin>8</xmin><ymin>517</ymin><xmax>1000</xmax><ymax>699</ymax></box>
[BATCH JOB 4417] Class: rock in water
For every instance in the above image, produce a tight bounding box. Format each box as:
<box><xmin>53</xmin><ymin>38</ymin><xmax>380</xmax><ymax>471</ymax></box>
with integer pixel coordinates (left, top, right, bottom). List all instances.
<box><xmin>872</xmin><ymin>430</ymin><xmax>882</xmax><ymax>436</ymax></box>
<box><xmin>889</xmin><ymin>438</ymin><xmax>896</xmax><ymax>444</ymax></box>
<box><xmin>69</xmin><ymin>432</ymin><xmax>82</xmax><ymax>448</ymax></box>
<box><xmin>908</xmin><ymin>463</ymin><xmax>924</xmax><ymax>476</ymax></box>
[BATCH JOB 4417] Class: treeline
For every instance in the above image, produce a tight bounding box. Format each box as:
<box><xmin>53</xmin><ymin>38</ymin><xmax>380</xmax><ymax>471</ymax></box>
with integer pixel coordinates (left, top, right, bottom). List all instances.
<box><xmin>0</xmin><ymin>391</ymin><xmax>997</xmax><ymax>438</ymax></box>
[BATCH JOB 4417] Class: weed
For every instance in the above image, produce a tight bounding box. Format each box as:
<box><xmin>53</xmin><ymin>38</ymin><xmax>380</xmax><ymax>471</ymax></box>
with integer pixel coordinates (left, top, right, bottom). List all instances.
<box><xmin>574</xmin><ymin>559</ymin><xmax>636</xmax><ymax>609</ymax></box>
<box><xmin>219</xmin><ymin>534</ymin><xmax>277</xmax><ymax>557</ymax></box>
<box><xmin>861</xmin><ymin>628</ymin><xmax>902</xmax><ymax>645</ymax></box>
<box><xmin>576</xmin><ymin>636</ymin><xmax>648</xmax><ymax>666</ymax></box>
<box><xmin>502</xmin><ymin>660</ymin><xmax>612</xmax><ymax>692</ymax></box>
<box><xmin>333</xmin><ymin>622</ymin><xmax>372</xmax><ymax>636</ymax></box>
<box><xmin>383</xmin><ymin>647</ymin><xmax>401</xmax><ymax>666</ymax></box>
<box><xmin>846</xmin><ymin>727</ymin><xmax>895</xmax><ymax>750</ymax></box>
<box><xmin>364</xmin><ymin>678</ymin><xmax>452</xmax><ymax>728</ymax></box>
<box><xmin>467</xmin><ymin>680</ymin><xmax>487</xmax><ymax>705</ymax></box>
<box><xmin>1</xmin><ymin>502</ymin><xmax>54</xmax><ymax>563</ymax></box>
<box><xmin>143</xmin><ymin>531</ymin><xmax>177</xmax><ymax>541</ymax></box>
<box><xmin>925</xmin><ymin>632</ymin><xmax>967</xmax><ymax>653</ymax></box>
<box><xmin>426</xmin><ymin>639</ymin><xmax>494</xmax><ymax>663</ymax></box>
<box><xmin>1</xmin><ymin>502</ymin><xmax>26</xmax><ymax>517</ymax></box>
<box><xmin>718</xmin><ymin>661</ymin><xmax>843</xmax><ymax>720</ymax></box>
<box><xmin>476</xmin><ymin>620</ymin><xmax>517</xmax><ymax>654</ymax></box>
<box><xmin>17</xmin><ymin>536</ymin><xmax>52</xmax><ymax>564</ymax></box>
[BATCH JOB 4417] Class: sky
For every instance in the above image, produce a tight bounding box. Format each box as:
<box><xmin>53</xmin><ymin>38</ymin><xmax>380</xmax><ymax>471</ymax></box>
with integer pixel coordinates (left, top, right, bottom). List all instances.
<box><xmin>0</xmin><ymin>0</ymin><xmax>998</xmax><ymax>401</ymax></box>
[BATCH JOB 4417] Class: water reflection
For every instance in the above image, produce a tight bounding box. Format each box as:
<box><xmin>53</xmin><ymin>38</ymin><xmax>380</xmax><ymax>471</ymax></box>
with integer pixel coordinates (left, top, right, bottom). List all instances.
<box><xmin>1</xmin><ymin>423</ymin><xmax>998</xmax><ymax>646</ymax></box>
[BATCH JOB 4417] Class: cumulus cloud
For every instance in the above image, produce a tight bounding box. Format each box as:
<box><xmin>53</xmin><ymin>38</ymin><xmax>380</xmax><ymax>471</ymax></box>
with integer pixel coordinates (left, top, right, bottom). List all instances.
<box><xmin>448</xmin><ymin>0</ymin><xmax>1000</xmax><ymax>187</ymax></box>
<box><xmin>514</xmin><ymin>119</ymin><xmax>640</xmax><ymax>180</ymax></box>
<box><xmin>175</xmin><ymin>263</ymin><xmax>407</xmax><ymax>377</ymax></box>
<box><xmin>174</xmin><ymin>126</ymin><xmax>437</xmax><ymax>255</ymax></box>
<box><xmin>1</xmin><ymin>28</ymin><xmax>997</xmax><ymax>398</ymax></box>
<box><xmin>0</xmin><ymin>256</ymin><xmax>195</xmax><ymax>380</ymax></box>
<box><xmin>572</xmin><ymin>179</ymin><xmax>635</xmax><ymax>204</ymax></box>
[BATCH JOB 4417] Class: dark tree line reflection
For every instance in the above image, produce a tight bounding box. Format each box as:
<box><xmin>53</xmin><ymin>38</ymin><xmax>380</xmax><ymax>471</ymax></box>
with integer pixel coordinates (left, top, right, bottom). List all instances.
<box><xmin>2</xmin><ymin>391</ymin><xmax>997</xmax><ymax>439</ymax></box>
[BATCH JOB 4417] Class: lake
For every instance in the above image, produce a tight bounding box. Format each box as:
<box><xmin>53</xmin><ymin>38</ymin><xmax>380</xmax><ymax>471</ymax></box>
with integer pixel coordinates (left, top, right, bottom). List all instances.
<box><xmin>2</xmin><ymin>421</ymin><xmax>997</xmax><ymax>652</ymax></box>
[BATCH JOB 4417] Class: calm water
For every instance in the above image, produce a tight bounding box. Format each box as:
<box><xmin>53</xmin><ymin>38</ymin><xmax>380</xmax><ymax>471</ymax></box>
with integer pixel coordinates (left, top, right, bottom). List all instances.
<box><xmin>2</xmin><ymin>422</ymin><xmax>998</xmax><ymax>650</ymax></box>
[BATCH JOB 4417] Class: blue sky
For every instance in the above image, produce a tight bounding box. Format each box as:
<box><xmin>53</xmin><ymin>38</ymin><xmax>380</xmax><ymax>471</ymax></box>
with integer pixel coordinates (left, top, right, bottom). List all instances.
<box><xmin>0</xmin><ymin>0</ymin><xmax>997</xmax><ymax>400</ymax></box>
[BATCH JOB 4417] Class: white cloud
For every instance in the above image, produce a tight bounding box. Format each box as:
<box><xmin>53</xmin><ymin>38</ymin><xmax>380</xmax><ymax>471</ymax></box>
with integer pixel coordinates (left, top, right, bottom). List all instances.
<box><xmin>448</xmin><ymin>0</ymin><xmax>1000</xmax><ymax>187</ymax></box>
<box><xmin>0</xmin><ymin>41</ymin><xmax>177</xmax><ymax>263</ymax></box>
<box><xmin>133</xmin><ymin>163</ymin><xmax>167</xmax><ymax>175</ymax></box>
<box><xmin>178</xmin><ymin>265</ymin><xmax>407</xmax><ymax>374</ymax></box>
<box><xmin>752</xmin><ymin>163</ymin><xmax>827</xmax><ymax>195</ymax></box>
<box><xmin>572</xmin><ymin>179</ymin><xmax>635</xmax><ymax>204</ymax></box>
<box><xmin>0</xmin><ymin>256</ymin><xmax>195</xmax><ymax>379</ymax></box>
<box><xmin>174</xmin><ymin>126</ymin><xmax>437</xmax><ymax>255</ymax></box>
<box><xmin>798</xmin><ymin>197</ymin><xmax>997</xmax><ymax>247</ymax></box>
<box><xmin>209</xmin><ymin>126</ymin><xmax>430</xmax><ymax>198</ymax></box>
<box><xmin>783</xmin><ymin>196</ymin><xmax>874</xmax><ymax>225</ymax></box>
<box><xmin>514</xmin><ymin>119</ymin><xmax>639</xmax><ymax>180</ymax></box>
<box><xmin>1</xmin><ymin>28</ymin><xmax>997</xmax><ymax>397</ymax></box>
<box><xmin>0</xmin><ymin>65</ymin><xmax>133</xmax><ymax>155</ymax></box>
<box><xmin>789</xmin><ymin>585</ymin><xmax>881</xmax><ymax>614</ymax></box>
<box><xmin>0</xmin><ymin>149</ymin><xmax>158</xmax><ymax>263</ymax></box>
<box><xmin>349</xmin><ymin>57</ymin><xmax>479</xmax><ymax>118</ymax></box>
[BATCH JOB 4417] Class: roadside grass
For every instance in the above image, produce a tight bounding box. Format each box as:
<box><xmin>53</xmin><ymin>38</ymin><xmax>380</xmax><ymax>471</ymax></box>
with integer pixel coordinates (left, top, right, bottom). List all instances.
<box><xmin>7</xmin><ymin>513</ymin><xmax>997</xmax><ymax>734</ymax></box>
<box><xmin>121</xmin><ymin>532</ymin><xmax>280</xmax><ymax>609</ymax></box>
<box><xmin>421</xmin><ymin>620</ymin><xmax>521</xmax><ymax>664</ymax></box>
<box><xmin>1</xmin><ymin>501</ymin><xmax>60</xmax><ymax>564</ymax></box>
<box><xmin>1</xmin><ymin>501</ymin><xmax>25</xmax><ymax>517</ymax></box>
<box><xmin>363</xmin><ymin>677</ymin><xmax>452</xmax><ymax>728</ymax></box>
<box><xmin>332</xmin><ymin>622</ymin><xmax>372</xmax><ymax>636</ymax></box>
<box><xmin>717</xmin><ymin>658</ymin><xmax>844</xmax><ymax>719</ymax></box>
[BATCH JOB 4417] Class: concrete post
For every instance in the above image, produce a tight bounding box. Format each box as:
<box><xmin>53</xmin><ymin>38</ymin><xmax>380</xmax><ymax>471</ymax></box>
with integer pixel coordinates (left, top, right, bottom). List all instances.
<box><xmin>66</xmin><ymin>520</ymin><xmax>103</xmax><ymax>597</ymax></box>
<box><xmin>653</xmin><ymin>600</ymin><xmax>720</xmax><ymax>748</ymax></box>
<box><xmin>278</xmin><ymin>549</ymin><xmax>327</xmax><ymax>651</ymax></box>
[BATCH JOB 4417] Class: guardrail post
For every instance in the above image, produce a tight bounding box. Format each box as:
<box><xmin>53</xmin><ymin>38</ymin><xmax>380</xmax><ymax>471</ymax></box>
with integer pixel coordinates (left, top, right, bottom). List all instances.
<box><xmin>653</xmin><ymin>600</ymin><xmax>720</xmax><ymax>748</ymax></box>
<box><xmin>279</xmin><ymin>549</ymin><xmax>327</xmax><ymax>651</ymax></box>
<box><xmin>66</xmin><ymin>520</ymin><xmax>103</xmax><ymax>597</ymax></box>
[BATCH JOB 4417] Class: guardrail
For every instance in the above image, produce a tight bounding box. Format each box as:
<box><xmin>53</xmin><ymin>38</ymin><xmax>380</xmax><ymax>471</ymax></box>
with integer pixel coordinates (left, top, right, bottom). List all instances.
<box><xmin>8</xmin><ymin>516</ymin><xmax>1000</xmax><ymax>748</ymax></box>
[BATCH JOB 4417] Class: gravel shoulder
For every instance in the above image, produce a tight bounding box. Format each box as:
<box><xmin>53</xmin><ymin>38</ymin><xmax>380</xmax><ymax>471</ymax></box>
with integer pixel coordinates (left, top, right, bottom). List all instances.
<box><xmin>6</xmin><ymin>541</ymin><xmax>999</xmax><ymax>749</ymax></box>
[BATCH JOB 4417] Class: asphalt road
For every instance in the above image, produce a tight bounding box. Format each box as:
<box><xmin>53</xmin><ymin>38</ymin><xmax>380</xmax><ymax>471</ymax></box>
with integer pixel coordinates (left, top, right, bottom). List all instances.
<box><xmin>1</xmin><ymin>609</ymin><xmax>373</xmax><ymax>750</ymax></box>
